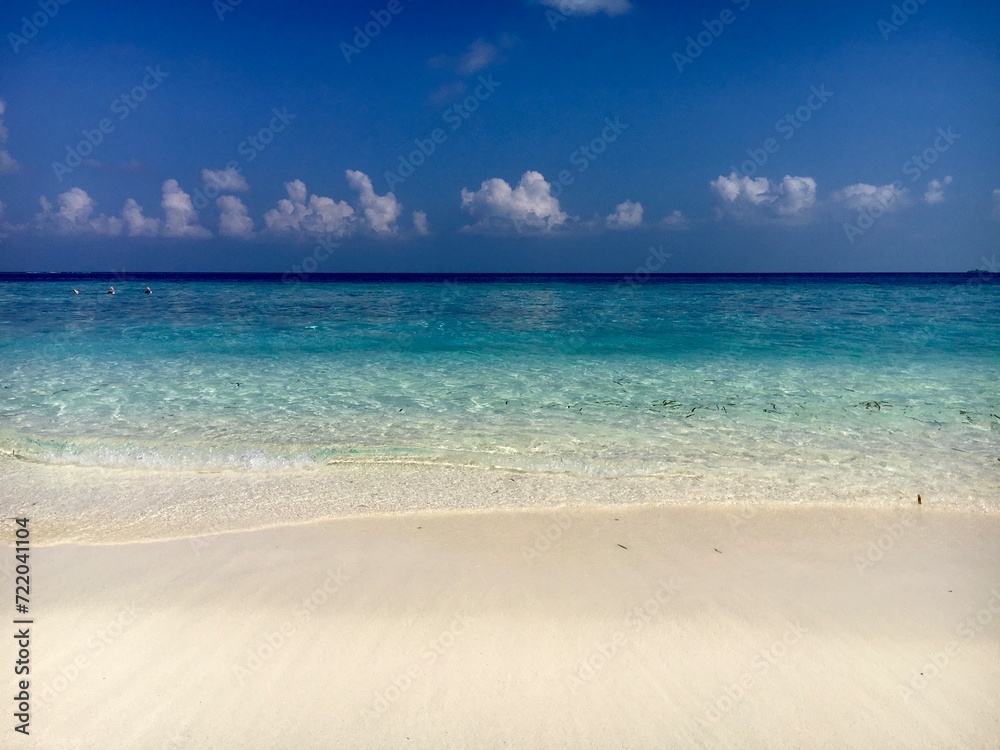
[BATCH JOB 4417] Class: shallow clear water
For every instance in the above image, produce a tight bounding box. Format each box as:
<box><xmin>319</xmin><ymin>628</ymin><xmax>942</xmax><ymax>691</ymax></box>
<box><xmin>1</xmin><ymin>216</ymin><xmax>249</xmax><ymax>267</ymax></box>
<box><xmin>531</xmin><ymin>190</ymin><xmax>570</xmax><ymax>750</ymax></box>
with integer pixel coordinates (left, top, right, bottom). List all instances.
<box><xmin>0</xmin><ymin>273</ymin><xmax>997</xmax><ymax>498</ymax></box>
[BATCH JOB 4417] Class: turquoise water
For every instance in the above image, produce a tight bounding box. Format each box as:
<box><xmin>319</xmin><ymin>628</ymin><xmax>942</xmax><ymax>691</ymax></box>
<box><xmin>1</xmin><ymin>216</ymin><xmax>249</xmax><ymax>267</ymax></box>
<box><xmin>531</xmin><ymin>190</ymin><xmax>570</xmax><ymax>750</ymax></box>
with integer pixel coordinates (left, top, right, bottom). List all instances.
<box><xmin>0</xmin><ymin>273</ymin><xmax>997</xmax><ymax>497</ymax></box>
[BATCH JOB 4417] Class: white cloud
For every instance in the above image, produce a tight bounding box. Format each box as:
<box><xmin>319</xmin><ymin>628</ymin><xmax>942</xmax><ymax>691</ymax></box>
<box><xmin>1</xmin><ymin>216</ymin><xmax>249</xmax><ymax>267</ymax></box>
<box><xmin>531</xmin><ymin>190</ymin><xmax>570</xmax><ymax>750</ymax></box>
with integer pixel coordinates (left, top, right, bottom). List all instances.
<box><xmin>35</xmin><ymin>188</ymin><xmax>125</xmax><ymax>235</ymax></box>
<box><xmin>345</xmin><ymin>169</ymin><xmax>402</xmax><ymax>235</ymax></box>
<box><xmin>430</xmin><ymin>35</ymin><xmax>513</xmax><ymax>79</ymax></box>
<box><xmin>0</xmin><ymin>99</ymin><xmax>18</xmax><ymax>174</ymax></box>
<box><xmin>121</xmin><ymin>198</ymin><xmax>160</xmax><ymax>236</ymax></box>
<box><xmin>429</xmin><ymin>81</ymin><xmax>466</xmax><ymax>104</ymax></box>
<box><xmin>413</xmin><ymin>210</ymin><xmax>429</xmax><ymax>236</ymax></box>
<box><xmin>161</xmin><ymin>179</ymin><xmax>211</xmax><ymax>238</ymax></box>
<box><xmin>460</xmin><ymin>170</ymin><xmax>568</xmax><ymax>233</ymax></box>
<box><xmin>202</xmin><ymin>167</ymin><xmax>249</xmax><ymax>193</ymax></box>
<box><xmin>217</xmin><ymin>195</ymin><xmax>254</xmax><ymax>238</ymax></box>
<box><xmin>661</xmin><ymin>210</ymin><xmax>689</xmax><ymax>228</ymax></box>
<box><xmin>924</xmin><ymin>176</ymin><xmax>952</xmax><ymax>205</ymax></box>
<box><xmin>457</xmin><ymin>39</ymin><xmax>498</xmax><ymax>75</ymax></box>
<box><xmin>540</xmin><ymin>0</ymin><xmax>631</xmax><ymax>16</ymax></box>
<box><xmin>605</xmin><ymin>200</ymin><xmax>643</xmax><ymax>230</ymax></box>
<box><xmin>34</xmin><ymin>189</ymin><xmax>167</xmax><ymax>238</ymax></box>
<box><xmin>264</xmin><ymin>179</ymin><xmax>355</xmax><ymax>236</ymax></box>
<box><xmin>832</xmin><ymin>182</ymin><xmax>908</xmax><ymax>213</ymax></box>
<box><xmin>0</xmin><ymin>151</ymin><xmax>16</xmax><ymax>174</ymax></box>
<box><xmin>711</xmin><ymin>172</ymin><xmax>817</xmax><ymax>220</ymax></box>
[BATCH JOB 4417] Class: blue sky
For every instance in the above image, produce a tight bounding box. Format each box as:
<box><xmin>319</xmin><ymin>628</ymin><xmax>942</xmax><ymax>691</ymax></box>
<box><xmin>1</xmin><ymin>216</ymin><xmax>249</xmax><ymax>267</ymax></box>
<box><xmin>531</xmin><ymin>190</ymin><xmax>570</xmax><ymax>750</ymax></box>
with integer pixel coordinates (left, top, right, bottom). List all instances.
<box><xmin>0</xmin><ymin>0</ymin><xmax>997</xmax><ymax>272</ymax></box>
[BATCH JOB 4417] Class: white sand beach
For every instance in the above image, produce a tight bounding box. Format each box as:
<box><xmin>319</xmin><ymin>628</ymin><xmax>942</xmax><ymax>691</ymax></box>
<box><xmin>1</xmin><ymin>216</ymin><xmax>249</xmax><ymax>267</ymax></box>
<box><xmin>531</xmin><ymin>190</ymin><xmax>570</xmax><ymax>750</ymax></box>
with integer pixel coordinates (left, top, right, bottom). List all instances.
<box><xmin>3</xmin><ymin>487</ymin><xmax>999</xmax><ymax>748</ymax></box>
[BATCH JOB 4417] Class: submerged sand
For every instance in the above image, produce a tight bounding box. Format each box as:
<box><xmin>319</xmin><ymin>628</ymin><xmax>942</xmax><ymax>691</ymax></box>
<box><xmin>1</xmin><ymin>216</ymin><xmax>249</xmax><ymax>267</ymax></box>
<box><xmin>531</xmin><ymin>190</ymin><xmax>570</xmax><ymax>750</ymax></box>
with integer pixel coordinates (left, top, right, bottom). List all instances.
<box><xmin>3</xmin><ymin>502</ymin><xmax>999</xmax><ymax>748</ymax></box>
<box><xmin>2</xmin><ymin>452</ymin><xmax>998</xmax><ymax>545</ymax></box>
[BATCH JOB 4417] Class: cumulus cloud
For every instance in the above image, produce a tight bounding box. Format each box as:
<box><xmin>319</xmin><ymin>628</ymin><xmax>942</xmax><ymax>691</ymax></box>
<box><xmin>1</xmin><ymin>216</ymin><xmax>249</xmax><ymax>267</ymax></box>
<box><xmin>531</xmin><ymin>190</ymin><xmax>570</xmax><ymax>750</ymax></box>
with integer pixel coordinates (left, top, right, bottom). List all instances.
<box><xmin>413</xmin><ymin>210</ymin><xmax>429</xmax><ymax>236</ymax></box>
<box><xmin>264</xmin><ymin>179</ymin><xmax>355</xmax><ymax>236</ymax></box>
<box><xmin>461</xmin><ymin>170</ymin><xmax>568</xmax><ymax>233</ymax></box>
<box><xmin>35</xmin><ymin>188</ymin><xmax>120</xmax><ymax>235</ymax></box>
<box><xmin>345</xmin><ymin>169</ymin><xmax>402</xmax><ymax>235</ymax></box>
<box><xmin>121</xmin><ymin>198</ymin><xmax>160</xmax><ymax>236</ymax></box>
<box><xmin>661</xmin><ymin>210</ymin><xmax>689</xmax><ymax>228</ymax></box>
<box><xmin>711</xmin><ymin>172</ymin><xmax>817</xmax><ymax>220</ymax></box>
<box><xmin>605</xmin><ymin>200</ymin><xmax>643</xmax><ymax>230</ymax></box>
<box><xmin>217</xmin><ymin>195</ymin><xmax>254</xmax><ymax>238</ymax></box>
<box><xmin>0</xmin><ymin>99</ymin><xmax>18</xmax><ymax>174</ymax></box>
<box><xmin>831</xmin><ymin>182</ymin><xmax>908</xmax><ymax>213</ymax></box>
<box><xmin>34</xmin><ymin>189</ymin><xmax>167</xmax><ymax>238</ymax></box>
<box><xmin>923</xmin><ymin>176</ymin><xmax>952</xmax><ymax>205</ymax></box>
<box><xmin>202</xmin><ymin>167</ymin><xmax>249</xmax><ymax>193</ymax></box>
<box><xmin>540</xmin><ymin>0</ymin><xmax>631</xmax><ymax>15</ymax></box>
<box><xmin>161</xmin><ymin>179</ymin><xmax>211</xmax><ymax>238</ymax></box>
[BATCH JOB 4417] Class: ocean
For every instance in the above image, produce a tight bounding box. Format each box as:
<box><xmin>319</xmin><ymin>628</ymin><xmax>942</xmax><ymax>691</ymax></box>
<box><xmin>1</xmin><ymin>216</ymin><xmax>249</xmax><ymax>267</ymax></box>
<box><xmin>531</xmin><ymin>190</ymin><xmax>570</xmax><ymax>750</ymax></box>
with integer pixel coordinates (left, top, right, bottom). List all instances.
<box><xmin>1</xmin><ymin>272</ymin><xmax>997</xmax><ymax>507</ymax></box>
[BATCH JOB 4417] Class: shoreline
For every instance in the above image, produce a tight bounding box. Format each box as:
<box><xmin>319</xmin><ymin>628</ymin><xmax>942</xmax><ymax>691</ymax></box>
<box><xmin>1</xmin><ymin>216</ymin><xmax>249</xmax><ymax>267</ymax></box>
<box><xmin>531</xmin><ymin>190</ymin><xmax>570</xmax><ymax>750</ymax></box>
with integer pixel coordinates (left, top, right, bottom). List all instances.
<box><xmin>5</xmin><ymin>503</ymin><xmax>999</xmax><ymax>748</ymax></box>
<box><xmin>2</xmin><ymin>452</ymin><xmax>998</xmax><ymax>545</ymax></box>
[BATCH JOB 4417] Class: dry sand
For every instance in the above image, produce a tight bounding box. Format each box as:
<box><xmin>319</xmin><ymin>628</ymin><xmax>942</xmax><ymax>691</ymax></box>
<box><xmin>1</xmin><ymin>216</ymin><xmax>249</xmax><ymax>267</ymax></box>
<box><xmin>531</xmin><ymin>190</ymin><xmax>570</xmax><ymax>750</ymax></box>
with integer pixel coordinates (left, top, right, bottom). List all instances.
<box><xmin>2</xmin><ymin>503</ymin><xmax>999</xmax><ymax>748</ymax></box>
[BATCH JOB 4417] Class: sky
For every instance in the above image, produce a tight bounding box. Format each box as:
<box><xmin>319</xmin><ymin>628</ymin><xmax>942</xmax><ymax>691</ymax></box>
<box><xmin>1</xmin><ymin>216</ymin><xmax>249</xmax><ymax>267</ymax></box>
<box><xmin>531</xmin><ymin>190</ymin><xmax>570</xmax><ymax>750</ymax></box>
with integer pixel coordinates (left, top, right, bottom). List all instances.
<box><xmin>0</xmin><ymin>0</ymin><xmax>998</xmax><ymax>273</ymax></box>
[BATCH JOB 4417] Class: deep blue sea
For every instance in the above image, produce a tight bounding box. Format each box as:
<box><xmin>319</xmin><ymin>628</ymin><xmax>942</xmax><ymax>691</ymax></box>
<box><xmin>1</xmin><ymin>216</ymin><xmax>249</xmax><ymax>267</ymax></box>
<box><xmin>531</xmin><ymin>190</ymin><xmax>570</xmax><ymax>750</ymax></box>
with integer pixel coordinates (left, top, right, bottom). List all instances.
<box><xmin>0</xmin><ymin>273</ymin><xmax>997</xmax><ymax>502</ymax></box>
